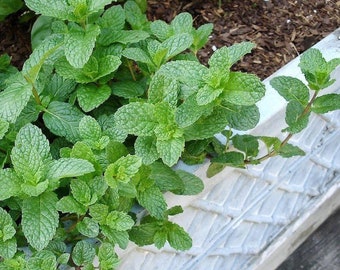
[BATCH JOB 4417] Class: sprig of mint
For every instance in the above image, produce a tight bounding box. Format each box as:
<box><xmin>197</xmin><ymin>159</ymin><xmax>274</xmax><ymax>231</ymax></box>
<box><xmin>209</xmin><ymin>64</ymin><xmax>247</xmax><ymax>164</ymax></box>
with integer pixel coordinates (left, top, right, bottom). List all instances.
<box><xmin>0</xmin><ymin>0</ymin><xmax>339</xmax><ymax>268</ymax></box>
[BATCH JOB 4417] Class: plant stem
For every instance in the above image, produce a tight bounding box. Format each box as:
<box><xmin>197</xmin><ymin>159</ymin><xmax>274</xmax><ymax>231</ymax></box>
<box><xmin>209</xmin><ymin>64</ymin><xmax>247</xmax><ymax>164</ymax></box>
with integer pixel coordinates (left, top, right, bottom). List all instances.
<box><xmin>246</xmin><ymin>90</ymin><xmax>319</xmax><ymax>164</ymax></box>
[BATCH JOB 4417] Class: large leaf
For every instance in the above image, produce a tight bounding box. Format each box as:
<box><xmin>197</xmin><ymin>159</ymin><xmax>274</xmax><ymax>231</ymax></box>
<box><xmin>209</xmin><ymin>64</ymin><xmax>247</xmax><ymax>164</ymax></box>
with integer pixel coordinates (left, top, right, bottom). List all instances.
<box><xmin>311</xmin><ymin>94</ymin><xmax>340</xmax><ymax>114</ymax></box>
<box><xmin>22</xmin><ymin>192</ymin><xmax>59</xmax><ymax>250</ymax></box>
<box><xmin>24</xmin><ymin>0</ymin><xmax>74</xmax><ymax>21</ymax></box>
<box><xmin>77</xmin><ymin>84</ymin><xmax>111</xmax><ymax>112</ymax></box>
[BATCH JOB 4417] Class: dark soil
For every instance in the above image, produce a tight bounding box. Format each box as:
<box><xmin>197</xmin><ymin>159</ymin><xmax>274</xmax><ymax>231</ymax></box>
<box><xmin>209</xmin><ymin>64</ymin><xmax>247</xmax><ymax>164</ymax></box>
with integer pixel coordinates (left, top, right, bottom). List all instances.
<box><xmin>1</xmin><ymin>0</ymin><xmax>339</xmax><ymax>79</ymax></box>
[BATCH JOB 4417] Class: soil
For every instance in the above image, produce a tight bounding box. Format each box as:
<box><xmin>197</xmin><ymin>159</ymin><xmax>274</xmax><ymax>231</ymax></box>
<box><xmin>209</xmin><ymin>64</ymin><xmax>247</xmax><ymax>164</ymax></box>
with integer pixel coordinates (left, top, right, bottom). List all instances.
<box><xmin>1</xmin><ymin>0</ymin><xmax>339</xmax><ymax>79</ymax></box>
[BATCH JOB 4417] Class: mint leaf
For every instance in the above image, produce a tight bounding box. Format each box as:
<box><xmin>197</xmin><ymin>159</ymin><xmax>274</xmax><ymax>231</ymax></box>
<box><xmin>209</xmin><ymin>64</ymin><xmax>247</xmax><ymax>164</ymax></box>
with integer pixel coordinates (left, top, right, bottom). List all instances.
<box><xmin>76</xmin><ymin>217</ymin><xmax>99</xmax><ymax>238</ymax></box>
<box><xmin>162</xmin><ymin>33</ymin><xmax>193</xmax><ymax>60</ymax></box>
<box><xmin>0</xmin><ymin>238</ymin><xmax>16</xmax><ymax>259</ymax></box>
<box><xmin>196</xmin><ymin>85</ymin><xmax>223</xmax><ymax>105</ymax></box>
<box><xmin>174</xmin><ymin>170</ymin><xmax>204</xmax><ymax>195</ymax></box>
<box><xmin>77</xmin><ymin>84</ymin><xmax>111</xmax><ymax>112</ymax></box>
<box><xmin>65</xmin><ymin>23</ymin><xmax>100</xmax><ymax>68</ymax></box>
<box><xmin>105</xmin><ymin>155</ymin><xmax>142</xmax><ymax>186</ymax></box>
<box><xmin>105</xmin><ymin>211</ymin><xmax>134</xmax><ymax>231</ymax></box>
<box><xmin>89</xmin><ymin>204</ymin><xmax>109</xmax><ymax>224</ymax></box>
<box><xmin>183</xmin><ymin>107</ymin><xmax>229</xmax><ymax>141</ymax></box>
<box><xmin>111</xmin><ymin>80</ymin><xmax>145</xmax><ymax>99</ymax></box>
<box><xmin>221</xmin><ymin>102</ymin><xmax>260</xmax><ymax>131</ymax></box>
<box><xmin>43</xmin><ymin>101</ymin><xmax>84</xmax><ymax>143</ymax></box>
<box><xmin>154</xmin><ymin>230</ymin><xmax>167</xmax><ymax>249</ymax></box>
<box><xmin>270</xmin><ymin>76</ymin><xmax>310</xmax><ymax>105</ymax></box>
<box><xmin>148</xmin><ymin>73</ymin><xmax>179</xmax><ymax>107</ymax></box>
<box><xmin>99</xmin><ymin>30</ymin><xmax>150</xmax><ymax>46</ymax></box>
<box><xmin>192</xmin><ymin>23</ymin><xmax>213</xmax><ymax>52</ymax></box>
<box><xmin>98</xmin><ymin>242</ymin><xmax>120</xmax><ymax>270</ymax></box>
<box><xmin>43</xmin><ymin>73</ymin><xmax>77</xmax><ymax>102</ymax></box>
<box><xmin>222</xmin><ymin>72</ymin><xmax>265</xmax><ymax>106</ymax></box>
<box><xmin>98</xmin><ymin>5</ymin><xmax>125</xmax><ymax>30</ymax></box>
<box><xmin>150</xmin><ymin>20</ymin><xmax>171</xmax><ymax>41</ymax></box>
<box><xmin>311</xmin><ymin>94</ymin><xmax>340</xmax><ymax>114</ymax></box>
<box><xmin>227</xmin><ymin>42</ymin><xmax>255</xmax><ymax>66</ymax></box>
<box><xmin>46</xmin><ymin>158</ymin><xmax>95</xmax><ymax>180</ymax></box>
<box><xmin>121</xmin><ymin>47</ymin><xmax>152</xmax><ymax>64</ymax></box>
<box><xmin>0</xmin><ymin>73</ymin><xmax>32</xmax><ymax>123</ymax></box>
<box><xmin>71</xmin><ymin>179</ymin><xmax>94</xmax><ymax>206</ymax></box>
<box><xmin>114</xmin><ymin>102</ymin><xmax>157</xmax><ymax>137</ymax></box>
<box><xmin>137</xmin><ymin>179</ymin><xmax>167</xmax><ymax>219</ymax></box>
<box><xmin>259</xmin><ymin>136</ymin><xmax>282</xmax><ymax>152</ymax></box>
<box><xmin>135</xmin><ymin>136</ymin><xmax>159</xmax><ymax>165</ymax></box>
<box><xmin>232</xmin><ymin>134</ymin><xmax>259</xmax><ymax>157</ymax></box>
<box><xmin>11</xmin><ymin>124</ymin><xmax>51</xmax><ymax>184</ymax></box>
<box><xmin>22</xmin><ymin>192</ymin><xmax>59</xmax><ymax>250</ymax></box>
<box><xmin>0</xmin><ymin>169</ymin><xmax>21</xmax><ymax>200</ymax></box>
<box><xmin>124</xmin><ymin>0</ymin><xmax>149</xmax><ymax>30</ymax></box>
<box><xmin>156</xmin><ymin>136</ymin><xmax>185</xmax><ymax>167</ymax></box>
<box><xmin>129</xmin><ymin>223</ymin><xmax>159</xmax><ymax>246</ymax></box>
<box><xmin>72</xmin><ymin>240</ymin><xmax>95</xmax><ymax>266</ymax></box>
<box><xmin>149</xmin><ymin>162</ymin><xmax>184</xmax><ymax>192</ymax></box>
<box><xmin>26</xmin><ymin>250</ymin><xmax>57</xmax><ymax>270</ymax></box>
<box><xmin>79</xmin><ymin>115</ymin><xmax>102</xmax><ymax>141</ymax></box>
<box><xmin>0</xmin><ymin>207</ymin><xmax>16</xmax><ymax>242</ymax></box>
<box><xmin>87</xmin><ymin>0</ymin><xmax>113</xmax><ymax>13</ymax></box>
<box><xmin>101</xmin><ymin>226</ymin><xmax>129</xmax><ymax>249</ymax></box>
<box><xmin>211</xmin><ymin>151</ymin><xmax>245</xmax><ymax>168</ymax></box>
<box><xmin>166</xmin><ymin>222</ymin><xmax>192</xmax><ymax>250</ymax></box>
<box><xmin>284</xmin><ymin>100</ymin><xmax>310</xmax><ymax>134</ymax></box>
<box><xmin>56</xmin><ymin>196</ymin><xmax>87</xmax><ymax>215</ymax></box>
<box><xmin>171</xmin><ymin>12</ymin><xmax>193</xmax><ymax>34</ymax></box>
<box><xmin>0</xmin><ymin>118</ymin><xmax>9</xmax><ymax>140</ymax></box>
<box><xmin>24</xmin><ymin>0</ymin><xmax>73</xmax><ymax>20</ymax></box>
<box><xmin>278</xmin><ymin>143</ymin><xmax>305</xmax><ymax>158</ymax></box>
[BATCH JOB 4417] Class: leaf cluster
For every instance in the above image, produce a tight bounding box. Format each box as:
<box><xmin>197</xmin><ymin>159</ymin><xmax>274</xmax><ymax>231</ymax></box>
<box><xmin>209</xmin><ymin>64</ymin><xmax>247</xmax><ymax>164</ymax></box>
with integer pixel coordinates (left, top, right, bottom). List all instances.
<box><xmin>0</xmin><ymin>0</ymin><xmax>339</xmax><ymax>269</ymax></box>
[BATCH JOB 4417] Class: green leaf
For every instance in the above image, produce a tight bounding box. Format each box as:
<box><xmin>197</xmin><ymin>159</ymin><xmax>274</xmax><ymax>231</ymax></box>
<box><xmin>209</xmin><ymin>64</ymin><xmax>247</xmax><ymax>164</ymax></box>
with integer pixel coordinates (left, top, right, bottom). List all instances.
<box><xmin>137</xmin><ymin>179</ymin><xmax>167</xmax><ymax>219</ymax></box>
<box><xmin>284</xmin><ymin>100</ymin><xmax>310</xmax><ymax>134</ymax></box>
<box><xmin>148</xmin><ymin>73</ymin><xmax>179</xmax><ymax>107</ymax></box>
<box><xmin>124</xmin><ymin>0</ymin><xmax>149</xmax><ymax>30</ymax></box>
<box><xmin>105</xmin><ymin>155</ymin><xmax>142</xmax><ymax>186</ymax></box>
<box><xmin>150</xmin><ymin>20</ymin><xmax>172</xmax><ymax>41</ymax></box>
<box><xmin>22</xmin><ymin>192</ymin><xmax>59</xmax><ymax>250</ymax></box>
<box><xmin>0</xmin><ymin>207</ymin><xmax>16</xmax><ymax>242</ymax></box>
<box><xmin>0</xmin><ymin>238</ymin><xmax>16</xmax><ymax>259</ymax></box>
<box><xmin>129</xmin><ymin>222</ymin><xmax>159</xmax><ymax>246</ymax></box>
<box><xmin>121</xmin><ymin>47</ymin><xmax>152</xmax><ymax>64</ymax></box>
<box><xmin>43</xmin><ymin>101</ymin><xmax>84</xmax><ymax>143</ymax></box>
<box><xmin>174</xmin><ymin>170</ymin><xmax>204</xmax><ymax>195</ymax></box>
<box><xmin>270</xmin><ymin>76</ymin><xmax>310</xmax><ymax>105</ymax></box>
<box><xmin>72</xmin><ymin>240</ymin><xmax>95</xmax><ymax>266</ymax></box>
<box><xmin>111</xmin><ymin>80</ymin><xmax>145</xmax><ymax>99</ymax></box>
<box><xmin>77</xmin><ymin>84</ymin><xmax>112</xmax><ymax>112</ymax></box>
<box><xmin>222</xmin><ymin>72</ymin><xmax>265</xmax><ymax>106</ymax></box>
<box><xmin>156</xmin><ymin>136</ymin><xmax>185</xmax><ymax>167</ymax></box>
<box><xmin>154</xmin><ymin>230</ymin><xmax>167</xmax><ymax>249</ymax></box>
<box><xmin>211</xmin><ymin>151</ymin><xmax>245</xmax><ymax>168</ymax></box>
<box><xmin>0</xmin><ymin>118</ymin><xmax>9</xmax><ymax>140</ymax></box>
<box><xmin>87</xmin><ymin>0</ymin><xmax>113</xmax><ymax>13</ymax></box>
<box><xmin>227</xmin><ymin>42</ymin><xmax>255</xmax><ymax>66</ymax></box>
<box><xmin>259</xmin><ymin>136</ymin><xmax>281</xmax><ymax>152</ymax></box>
<box><xmin>11</xmin><ymin>123</ymin><xmax>51</xmax><ymax>184</ymax></box>
<box><xmin>171</xmin><ymin>12</ymin><xmax>193</xmax><ymax>34</ymax></box>
<box><xmin>0</xmin><ymin>73</ymin><xmax>32</xmax><ymax>123</ymax></box>
<box><xmin>46</xmin><ymin>158</ymin><xmax>95</xmax><ymax>180</ymax></box>
<box><xmin>56</xmin><ymin>196</ymin><xmax>87</xmax><ymax>215</ymax></box>
<box><xmin>162</xmin><ymin>33</ymin><xmax>193</xmax><ymax>60</ymax></box>
<box><xmin>232</xmin><ymin>134</ymin><xmax>259</xmax><ymax>157</ymax></box>
<box><xmin>166</xmin><ymin>222</ymin><xmax>192</xmax><ymax>250</ymax></box>
<box><xmin>0</xmin><ymin>169</ymin><xmax>21</xmax><ymax>200</ymax></box>
<box><xmin>191</xmin><ymin>23</ymin><xmax>213</xmax><ymax>52</ymax></box>
<box><xmin>196</xmin><ymin>85</ymin><xmax>223</xmax><ymax>105</ymax></box>
<box><xmin>278</xmin><ymin>143</ymin><xmax>305</xmax><ymax>158</ymax></box>
<box><xmin>26</xmin><ymin>250</ymin><xmax>57</xmax><ymax>270</ymax></box>
<box><xmin>101</xmin><ymin>226</ymin><xmax>129</xmax><ymax>249</ymax></box>
<box><xmin>98</xmin><ymin>5</ymin><xmax>125</xmax><ymax>30</ymax></box>
<box><xmin>43</xmin><ymin>73</ymin><xmax>77</xmax><ymax>102</ymax></box>
<box><xmin>71</xmin><ymin>179</ymin><xmax>94</xmax><ymax>206</ymax></box>
<box><xmin>79</xmin><ymin>115</ymin><xmax>102</xmax><ymax>141</ymax></box>
<box><xmin>98</xmin><ymin>243</ymin><xmax>120</xmax><ymax>270</ymax></box>
<box><xmin>114</xmin><ymin>102</ymin><xmax>157</xmax><ymax>137</ymax></box>
<box><xmin>105</xmin><ymin>211</ymin><xmax>134</xmax><ymax>231</ymax></box>
<box><xmin>311</xmin><ymin>94</ymin><xmax>340</xmax><ymax>114</ymax></box>
<box><xmin>149</xmin><ymin>162</ymin><xmax>184</xmax><ymax>192</ymax></box>
<box><xmin>65</xmin><ymin>23</ymin><xmax>100</xmax><ymax>68</ymax></box>
<box><xmin>135</xmin><ymin>136</ymin><xmax>159</xmax><ymax>165</ymax></box>
<box><xmin>76</xmin><ymin>217</ymin><xmax>99</xmax><ymax>238</ymax></box>
<box><xmin>89</xmin><ymin>204</ymin><xmax>109</xmax><ymax>224</ymax></box>
<box><xmin>183</xmin><ymin>107</ymin><xmax>230</xmax><ymax>141</ymax></box>
<box><xmin>24</xmin><ymin>0</ymin><xmax>73</xmax><ymax>20</ymax></box>
<box><xmin>106</xmin><ymin>141</ymin><xmax>129</xmax><ymax>164</ymax></box>
<box><xmin>99</xmin><ymin>30</ymin><xmax>150</xmax><ymax>46</ymax></box>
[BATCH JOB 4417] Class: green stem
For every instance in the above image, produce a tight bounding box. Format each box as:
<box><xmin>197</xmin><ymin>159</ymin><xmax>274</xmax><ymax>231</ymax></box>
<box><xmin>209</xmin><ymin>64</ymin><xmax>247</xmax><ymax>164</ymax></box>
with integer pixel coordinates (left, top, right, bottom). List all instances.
<box><xmin>245</xmin><ymin>90</ymin><xmax>319</xmax><ymax>164</ymax></box>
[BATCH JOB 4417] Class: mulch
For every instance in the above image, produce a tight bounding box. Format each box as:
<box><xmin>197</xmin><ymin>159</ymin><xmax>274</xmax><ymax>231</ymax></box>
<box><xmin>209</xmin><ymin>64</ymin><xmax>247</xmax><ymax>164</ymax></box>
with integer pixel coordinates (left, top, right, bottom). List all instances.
<box><xmin>1</xmin><ymin>0</ymin><xmax>339</xmax><ymax>79</ymax></box>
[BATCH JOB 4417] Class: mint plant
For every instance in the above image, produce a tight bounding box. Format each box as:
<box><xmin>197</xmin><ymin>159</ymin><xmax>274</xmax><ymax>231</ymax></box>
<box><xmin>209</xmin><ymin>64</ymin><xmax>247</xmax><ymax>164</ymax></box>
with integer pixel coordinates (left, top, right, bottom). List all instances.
<box><xmin>0</xmin><ymin>0</ymin><xmax>339</xmax><ymax>269</ymax></box>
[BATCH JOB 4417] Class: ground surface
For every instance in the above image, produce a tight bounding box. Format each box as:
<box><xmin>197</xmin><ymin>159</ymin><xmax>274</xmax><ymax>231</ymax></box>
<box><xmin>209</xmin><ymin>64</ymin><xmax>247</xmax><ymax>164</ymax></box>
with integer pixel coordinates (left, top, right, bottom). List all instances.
<box><xmin>1</xmin><ymin>0</ymin><xmax>340</xmax><ymax>79</ymax></box>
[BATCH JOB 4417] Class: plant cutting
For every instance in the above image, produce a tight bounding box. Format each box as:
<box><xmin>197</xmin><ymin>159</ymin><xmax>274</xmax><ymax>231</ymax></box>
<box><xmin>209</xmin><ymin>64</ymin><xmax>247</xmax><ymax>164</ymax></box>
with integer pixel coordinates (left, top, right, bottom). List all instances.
<box><xmin>0</xmin><ymin>0</ymin><xmax>339</xmax><ymax>269</ymax></box>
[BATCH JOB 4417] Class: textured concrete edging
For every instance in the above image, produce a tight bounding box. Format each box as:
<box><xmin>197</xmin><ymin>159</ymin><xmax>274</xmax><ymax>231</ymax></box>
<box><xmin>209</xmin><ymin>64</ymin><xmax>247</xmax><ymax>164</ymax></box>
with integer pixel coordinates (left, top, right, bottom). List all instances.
<box><xmin>116</xmin><ymin>28</ymin><xmax>340</xmax><ymax>270</ymax></box>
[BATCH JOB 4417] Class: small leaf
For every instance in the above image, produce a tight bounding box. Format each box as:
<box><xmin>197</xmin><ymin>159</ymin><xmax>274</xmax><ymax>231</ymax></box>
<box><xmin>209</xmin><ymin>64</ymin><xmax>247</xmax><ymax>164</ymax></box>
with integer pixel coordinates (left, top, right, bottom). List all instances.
<box><xmin>162</xmin><ymin>33</ymin><xmax>193</xmax><ymax>60</ymax></box>
<box><xmin>148</xmin><ymin>73</ymin><xmax>179</xmax><ymax>107</ymax></box>
<box><xmin>154</xmin><ymin>230</ymin><xmax>167</xmax><ymax>249</ymax></box>
<box><xmin>135</xmin><ymin>136</ymin><xmax>159</xmax><ymax>165</ymax></box>
<box><xmin>0</xmin><ymin>238</ymin><xmax>17</xmax><ymax>259</ymax></box>
<box><xmin>24</xmin><ymin>0</ymin><xmax>73</xmax><ymax>20</ymax></box>
<box><xmin>196</xmin><ymin>85</ymin><xmax>223</xmax><ymax>105</ymax></box>
<box><xmin>270</xmin><ymin>76</ymin><xmax>310</xmax><ymax>105</ymax></box>
<box><xmin>89</xmin><ymin>204</ymin><xmax>109</xmax><ymax>224</ymax></box>
<box><xmin>114</xmin><ymin>102</ymin><xmax>157</xmax><ymax>137</ymax></box>
<box><xmin>211</xmin><ymin>151</ymin><xmax>245</xmax><ymax>168</ymax></box>
<box><xmin>101</xmin><ymin>226</ymin><xmax>129</xmax><ymax>249</ymax></box>
<box><xmin>72</xmin><ymin>240</ymin><xmax>95</xmax><ymax>266</ymax></box>
<box><xmin>98</xmin><ymin>243</ymin><xmax>120</xmax><ymax>270</ymax></box>
<box><xmin>98</xmin><ymin>5</ymin><xmax>125</xmax><ymax>30</ymax></box>
<box><xmin>166</xmin><ymin>222</ymin><xmax>192</xmax><ymax>251</ymax></box>
<box><xmin>284</xmin><ymin>100</ymin><xmax>310</xmax><ymax>134</ymax></box>
<box><xmin>124</xmin><ymin>0</ymin><xmax>149</xmax><ymax>30</ymax></box>
<box><xmin>56</xmin><ymin>196</ymin><xmax>87</xmax><ymax>215</ymax></box>
<box><xmin>174</xmin><ymin>170</ymin><xmax>204</xmax><ymax>195</ymax></box>
<box><xmin>149</xmin><ymin>162</ymin><xmax>184</xmax><ymax>192</ymax></box>
<box><xmin>65</xmin><ymin>23</ymin><xmax>100</xmax><ymax>68</ymax></box>
<box><xmin>171</xmin><ymin>12</ymin><xmax>193</xmax><ymax>34</ymax></box>
<box><xmin>105</xmin><ymin>211</ymin><xmax>135</xmax><ymax>231</ymax></box>
<box><xmin>111</xmin><ymin>80</ymin><xmax>145</xmax><ymax>99</ymax></box>
<box><xmin>150</xmin><ymin>20</ymin><xmax>171</xmax><ymax>41</ymax></box>
<box><xmin>129</xmin><ymin>223</ymin><xmax>159</xmax><ymax>246</ymax></box>
<box><xmin>156</xmin><ymin>136</ymin><xmax>185</xmax><ymax>167</ymax></box>
<box><xmin>99</xmin><ymin>30</ymin><xmax>150</xmax><ymax>46</ymax></box>
<box><xmin>311</xmin><ymin>94</ymin><xmax>340</xmax><ymax>114</ymax></box>
<box><xmin>0</xmin><ymin>169</ymin><xmax>21</xmax><ymax>200</ymax></box>
<box><xmin>278</xmin><ymin>143</ymin><xmax>305</xmax><ymax>158</ymax></box>
<box><xmin>232</xmin><ymin>134</ymin><xmax>259</xmax><ymax>157</ymax></box>
<box><xmin>192</xmin><ymin>23</ymin><xmax>213</xmax><ymax>52</ymax></box>
<box><xmin>77</xmin><ymin>84</ymin><xmax>112</xmax><ymax>112</ymax></box>
<box><xmin>43</xmin><ymin>101</ymin><xmax>84</xmax><ymax>143</ymax></box>
<box><xmin>22</xmin><ymin>192</ymin><xmax>59</xmax><ymax>250</ymax></box>
<box><xmin>76</xmin><ymin>217</ymin><xmax>99</xmax><ymax>238</ymax></box>
<box><xmin>71</xmin><ymin>179</ymin><xmax>93</xmax><ymax>206</ymax></box>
